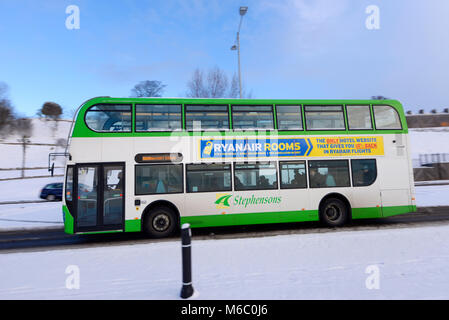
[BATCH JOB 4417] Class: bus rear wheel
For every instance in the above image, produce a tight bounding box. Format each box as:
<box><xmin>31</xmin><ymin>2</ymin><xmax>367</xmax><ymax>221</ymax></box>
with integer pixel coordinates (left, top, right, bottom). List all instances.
<box><xmin>142</xmin><ymin>206</ymin><xmax>178</xmax><ymax>238</ymax></box>
<box><xmin>319</xmin><ymin>198</ymin><xmax>348</xmax><ymax>227</ymax></box>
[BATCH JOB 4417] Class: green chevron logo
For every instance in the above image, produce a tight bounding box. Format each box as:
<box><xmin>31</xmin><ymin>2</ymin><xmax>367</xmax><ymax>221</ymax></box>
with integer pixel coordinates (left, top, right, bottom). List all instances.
<box><xmin>215</xmin><ymin>194</ymin><xmax>232</xmax><ymax>209</ymax></box>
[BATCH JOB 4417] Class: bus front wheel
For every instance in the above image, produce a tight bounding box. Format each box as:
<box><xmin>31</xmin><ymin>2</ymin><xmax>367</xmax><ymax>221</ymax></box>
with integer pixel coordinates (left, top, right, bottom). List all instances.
<box><xmin>142</xmin><ymin>206</ymin><xmax>178</xmax><ymax>238</ymax></box>
<box><xmin>319</xmin><ymin>198</ymin><xmax>348</xmax><ymax>227</ymax></box>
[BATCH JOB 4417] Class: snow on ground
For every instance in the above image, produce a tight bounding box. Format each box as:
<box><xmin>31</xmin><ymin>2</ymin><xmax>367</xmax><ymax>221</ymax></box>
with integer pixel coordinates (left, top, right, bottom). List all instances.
<box><xmin>0</xmin><ymin>176</ymin><xmax>63</xmax><ymax>202</ymax></box>
<box><xmin>0</xmin><ymin>202</ymin><xmax>62</xmax><ymax>231</ymax></box>
<box><xmin>414</xmin><ymin>184</ymin><xmax>449</xmax><ymax>207</ymax></box>
<box><xmin>0</xmin><ymin>168</ymin><xmax>64</xmax><ymax>180</ymax></box>
<box><xmin>409</xmin><ymin>128</ymin><xmax>449</xmax><ymax>166</ymax></box>
<box><xmin>1</xmin><ymin>223</ymin><xmax>449</xmax><ymax>299</ymax></box>
<box><xmin>0</xmin><ymin>118</ymin><xmax>71</xmax><ymax>178</ymax></box>
<box><xmin>0</xmin><ymin>118</ymin><xmax>72</xmax><ymax>145</ymax></box>
<box><xmin>0</xmin><ymin>144</ymin><xmax>67</xmax><ymax>173</ymax></box>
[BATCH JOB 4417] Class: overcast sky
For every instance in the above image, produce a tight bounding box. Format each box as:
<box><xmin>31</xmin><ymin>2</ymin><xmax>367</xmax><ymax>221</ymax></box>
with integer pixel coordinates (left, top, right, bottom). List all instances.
<box><xmin>1</xmin><ymin>0</ymin><xmax>449</xmax><ymax>116</ymax></box>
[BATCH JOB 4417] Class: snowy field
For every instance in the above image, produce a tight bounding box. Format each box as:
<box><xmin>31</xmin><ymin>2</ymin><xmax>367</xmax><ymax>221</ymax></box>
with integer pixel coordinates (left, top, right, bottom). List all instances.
<box><xmin>0</xmin><ymin>202</ymin><xmax>62</xmax><ymax>231</ymax></box>
<box><xmin>0</xmin><ymin>176</ymin><xmax>63</xmax><ymax>203</ymax></box>
<box><xmin>1</xmin><ymin>223</ymin><xmax>449</xmax><ymax>299</ymax></box>
<box><xmin>0</xmin><ymin>168</ymin><xmax>64</xmax><ymax>180</ymax></box>
<box><xmin>0</xmin><ymin>118</ymin><xmax>71</xmax><ymax>179</ymax></box>
<box><xmin>409</xmin><ymin>128</ymin><xmax>449</xmax><ymax>166</ymax></box>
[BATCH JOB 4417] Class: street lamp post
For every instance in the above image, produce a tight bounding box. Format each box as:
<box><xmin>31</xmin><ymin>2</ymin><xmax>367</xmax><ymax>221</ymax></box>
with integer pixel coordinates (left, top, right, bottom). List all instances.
<box><xmin>231</xmin><ymin>6</ymin><xmax>248</xmax><ymax>99</ymax></box>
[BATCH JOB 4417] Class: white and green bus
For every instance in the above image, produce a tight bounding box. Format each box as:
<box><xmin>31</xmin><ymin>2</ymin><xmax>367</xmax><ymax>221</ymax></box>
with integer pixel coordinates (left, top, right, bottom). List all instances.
<box><xmin>61</xmin><ymin>97</ymin><xmax>416</xmax><ymax>237</ymax></box>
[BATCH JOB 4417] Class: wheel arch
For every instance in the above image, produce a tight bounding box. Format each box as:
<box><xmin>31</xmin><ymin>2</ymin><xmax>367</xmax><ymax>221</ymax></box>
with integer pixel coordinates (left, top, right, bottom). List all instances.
<box><xmin>141</xmin><ymin>200</ymin><xmax>181</xmax><ymax>228</ymax></box>
<box><xmin>318</xmin><ymin>192</ymin><xmax>352</xmax><ymax>221</ymax></box>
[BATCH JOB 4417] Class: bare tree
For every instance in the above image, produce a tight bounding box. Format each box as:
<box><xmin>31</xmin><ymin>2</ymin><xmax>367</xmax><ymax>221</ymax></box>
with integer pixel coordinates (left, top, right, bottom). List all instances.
<box><xmin>186</xmin><ymin>67</ymin><xmax>251</xmax><ymax>98</ymax></box>
<box><xmin>206</xmin><ymin>66</ymin><xmax>229</xmax><ymax>98</ymax></box>
<box><xmin>0</xmin><ymin>82</ymin><xmax>8</xmax><ymax>99</ymax></box>
<box><xmin>0</xmin><ymin>100</ymin><xmax>15</xmax><ymax>137</ymax></box>
<box><xmin>0</xmin><ymin>82</ymin><xmax>15</xmax><ymax>137</ymax></box>
<box><xmin>186</xmin><ymin>69</ymin><xmax>207</xmax><ymax>98</ymax></box>
<box><xmin>14</xmin><ymin>118</ymin><xmax>33</xmax><ymax>178</ymax></box>
<box><xmin>130</xmin><ymin>80</ymin><xmax>166</xmax><ymax>97</ymax></box>
<box><xmin>229</xmin><ymin>73</ymin><xmax>239</xmax><ymax>98</ymax></box>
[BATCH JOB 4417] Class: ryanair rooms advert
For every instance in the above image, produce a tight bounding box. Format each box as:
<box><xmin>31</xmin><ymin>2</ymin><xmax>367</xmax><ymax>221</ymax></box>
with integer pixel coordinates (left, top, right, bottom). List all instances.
<box><xmin>199</xmin><ymin>136</ymin><xmax>384</xmax><ymax>159</ymax></box>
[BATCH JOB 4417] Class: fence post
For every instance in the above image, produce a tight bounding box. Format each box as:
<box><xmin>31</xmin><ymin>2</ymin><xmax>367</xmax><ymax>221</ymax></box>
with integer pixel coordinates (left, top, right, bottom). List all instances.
<box><xmin>180</xmin><ymin>223</ymin><xmax>194</xmax><ymax>299</ymax></box>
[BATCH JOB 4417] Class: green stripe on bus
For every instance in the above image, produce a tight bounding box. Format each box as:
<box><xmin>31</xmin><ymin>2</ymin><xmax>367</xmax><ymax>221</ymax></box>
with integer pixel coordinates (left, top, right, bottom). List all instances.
<box><xmin>181</xmin><ymin>210</ymin><xmax>319</xmax><ymax>228</ymax></box>
<box><xmin>63</xmin><ymin>205</ymin><xmax>74</xmax><ymax>234</ymax></box>
<box><xmin>77</xmin><ymin>230</ymin><xmax>123</xmax><ymax>235</ymax></box>
<box><xmin>351</xmin><ymin>207</ymin><xmax>382</xmax><ymax>219</ymax></box>
<box><xmin>382</xmin><ymin>205</ymin><xmax>417</xmax><ymax>217</ymax></box>
<box><xmin>125</xmin><ymin>219</ymin><xmax>141</xmax><ymax>232</ymax></box>
<box><xmin>64</xmin><ymin>205</ymin><xmax>416</xmax><ymax>234</ymax></box>
<box><xmin>180</xmin><ymin>205</ymin><xmax>417</xmax><ymax>228</ymax></box>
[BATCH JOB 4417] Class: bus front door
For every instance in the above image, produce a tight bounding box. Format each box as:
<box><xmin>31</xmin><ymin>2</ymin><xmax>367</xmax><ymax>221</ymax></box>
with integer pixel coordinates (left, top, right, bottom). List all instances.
<box><xmin>74</xmin><ymin>163</ymin><xmax>125</xmax><ymax>233</ymax></box>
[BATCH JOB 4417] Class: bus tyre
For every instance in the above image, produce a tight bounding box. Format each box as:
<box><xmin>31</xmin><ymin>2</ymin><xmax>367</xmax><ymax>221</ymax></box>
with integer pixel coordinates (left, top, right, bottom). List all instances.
<box><xmin>143</xmin><ymin>206</ymin><xmax>177</xmax><ymax>238</ymax></box>
<box><xmin>320</xmin><ymin>198</ymin><xmax>348</xmax><ymax>227</ymax></box>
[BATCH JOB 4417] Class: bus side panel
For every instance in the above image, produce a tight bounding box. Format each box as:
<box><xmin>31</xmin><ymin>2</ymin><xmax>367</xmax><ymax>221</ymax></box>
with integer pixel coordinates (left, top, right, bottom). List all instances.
<box><xmin>183</xmin><ymin>192</ymin><xmax>236</xmax><ymax>227</ymax></box>
<box><xmin>379</xmin><ymin>133</ymin><xmax>415</xmax><ymax>216</ymax></box>
<box><xmin>350</xmin><ymin>173</ymin><xmax>382</xmax><ymax>219</ymax></box>
<box><xmin>278</xmin><ymin>188</ymin><xmax>317</xmax><ymax>222</ymax></box>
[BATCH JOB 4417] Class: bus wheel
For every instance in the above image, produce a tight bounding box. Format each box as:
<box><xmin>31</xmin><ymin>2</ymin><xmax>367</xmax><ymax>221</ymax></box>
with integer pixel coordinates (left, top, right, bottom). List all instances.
<box><xmin>319</xmin><ymin>198</ymin><xmax>348</xmax><ymax>227</ymax></box>
<box><xmin>142</xmin><ymin>206</ymin><xmax>177</xmax><ymax>238</ymax></box>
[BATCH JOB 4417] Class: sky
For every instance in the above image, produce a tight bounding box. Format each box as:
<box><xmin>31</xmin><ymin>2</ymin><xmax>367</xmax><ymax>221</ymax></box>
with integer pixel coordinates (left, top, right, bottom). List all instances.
<box><xmin>1</xmin><ymin>0</ymin><xmax>449</xmax><ymax>117</ymax></box>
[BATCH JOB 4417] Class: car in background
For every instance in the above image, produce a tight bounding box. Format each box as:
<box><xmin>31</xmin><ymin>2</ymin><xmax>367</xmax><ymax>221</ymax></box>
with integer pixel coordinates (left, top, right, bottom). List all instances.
<box><xmin>40</xmin><ymin>183</ymin><xmax>63</xmax><ymax>201</ymax></box>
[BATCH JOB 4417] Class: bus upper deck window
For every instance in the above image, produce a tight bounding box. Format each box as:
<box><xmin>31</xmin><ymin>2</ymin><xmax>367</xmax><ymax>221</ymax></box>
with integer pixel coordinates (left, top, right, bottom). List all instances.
<box><xmin>304</xmin><ymin>105</ymin><xmax>345</xmax><ymax>131</ymax></box>
<box><xmin>135</xmin><ymin>104</ymin><xmax>182</xmax><ymax>132</ymax></box>
<box><xmin>347</xmin><ymin>105</ymin><xmax>372</xmax><ymax>130</ymax></box>
<box><xmin>85</xmin><ymin>104</ymin><xmax>132</xmax><ymax>132</ymax></box>
<box><xmin>185</xmin><ymin>105</ymin><xmax>229</xmax><ymax>130</ymax></box>
<box><xmin>373</xmin><ymin>105</ymin><xmax>402</xmax><ymax>130</ymax></box>
<box><xmin>276</xmin><ymin>105</ymin><xmax>303</xmax><ymax>130</ymax></box>
<box><xmin>231</xmin><ymin>106</ymin><xmax>275</xmax><ymax>130</ymax></box>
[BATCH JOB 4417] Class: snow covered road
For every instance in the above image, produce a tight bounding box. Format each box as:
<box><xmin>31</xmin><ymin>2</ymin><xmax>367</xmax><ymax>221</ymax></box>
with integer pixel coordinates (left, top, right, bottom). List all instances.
<box><xmin>1</xmin><ymin>223</ymin><xmax>448</xmax><ymax>299</ymax></box>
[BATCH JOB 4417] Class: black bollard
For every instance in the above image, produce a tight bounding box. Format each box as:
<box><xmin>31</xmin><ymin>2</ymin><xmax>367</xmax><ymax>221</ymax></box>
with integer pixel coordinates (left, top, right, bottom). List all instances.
<box><xmin>180</xmin><ymin>223</ymin><xmax>194</xmax><ymax>299</ymax></box>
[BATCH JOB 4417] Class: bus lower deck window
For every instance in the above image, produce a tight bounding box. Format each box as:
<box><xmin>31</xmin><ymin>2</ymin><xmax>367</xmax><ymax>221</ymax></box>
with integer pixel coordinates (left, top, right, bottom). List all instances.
<box><xmin>351</xmin><ymin>159</ymin><xmax>377</xmax><ymax>187</ymax></box>
<box><xmin>308</xmin><ymin>160</ymin><xmax>350</xmax><ymax>188</ymax></box>
<box><xmin>280</xmin><ymin>161</ymin><xmax>307</xmax><ymax>189</ymax></box>
<box><xmin>234</xmin><ymin>163</ymin><xmax>278</xmax><ymax>191</ymax></box>
<box><xmin>186</xmin><ymin>163</ymin><xmax>231</xmax><ymax>192</ymax></box>
<box><xmin>135</xmin><ymin>164</ymin><xmax>183</xmax><ymax>195</ymax></box>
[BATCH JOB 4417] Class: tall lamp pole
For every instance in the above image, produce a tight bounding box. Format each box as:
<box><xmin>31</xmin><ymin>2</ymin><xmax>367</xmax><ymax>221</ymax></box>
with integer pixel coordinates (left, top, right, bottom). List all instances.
<box><xmin>231</xmin><ymin>6</ymin><xmax>248</xmax><ymax>99</ymax></box>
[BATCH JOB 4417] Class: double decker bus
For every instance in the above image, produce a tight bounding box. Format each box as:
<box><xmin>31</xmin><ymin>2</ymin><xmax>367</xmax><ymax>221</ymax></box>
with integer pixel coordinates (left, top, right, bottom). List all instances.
<box><xmin>61</xmin><ymin>97</ymin><xmax>416</xmax><ymax>237</ymax></box>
